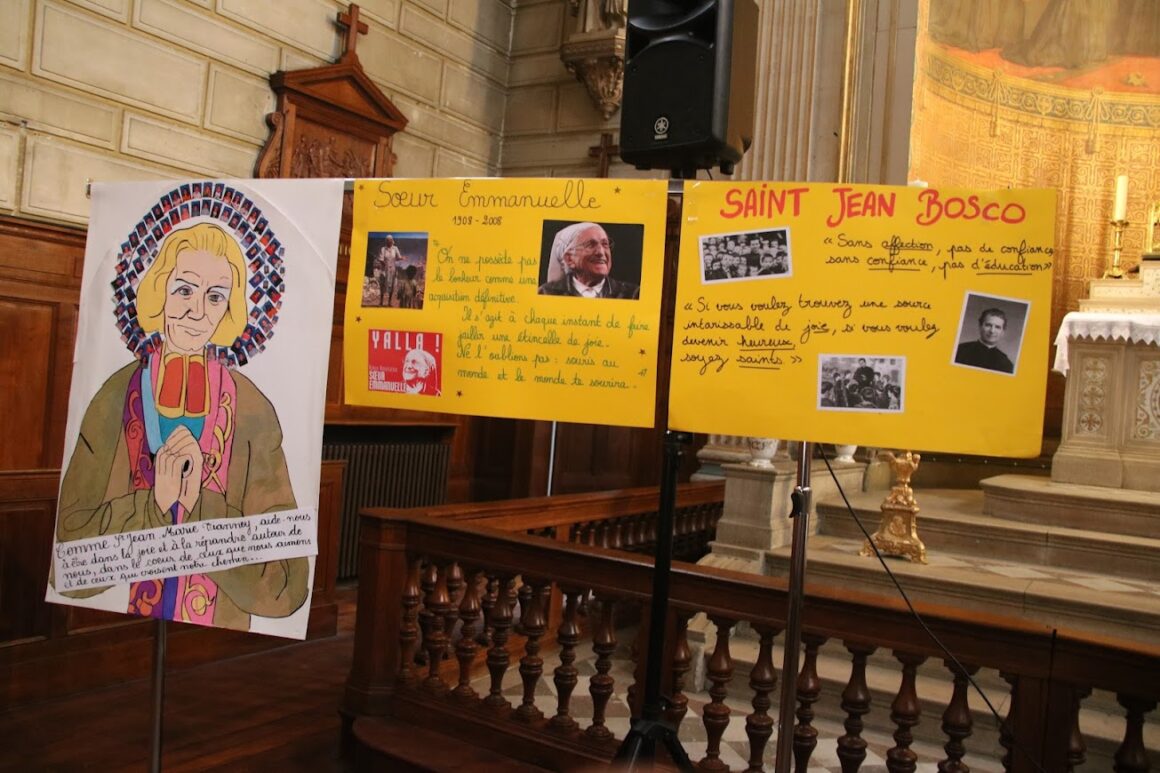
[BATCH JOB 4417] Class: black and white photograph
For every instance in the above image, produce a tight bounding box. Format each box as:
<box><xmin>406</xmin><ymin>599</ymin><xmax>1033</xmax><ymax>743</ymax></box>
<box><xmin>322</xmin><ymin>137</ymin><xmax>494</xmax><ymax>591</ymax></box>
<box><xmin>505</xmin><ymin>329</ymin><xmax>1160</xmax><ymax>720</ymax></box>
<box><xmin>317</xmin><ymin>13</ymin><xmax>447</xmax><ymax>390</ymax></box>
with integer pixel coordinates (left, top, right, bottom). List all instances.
<box><xmin>818</xmin><ymin>354</ymin><xmax>906</xmax><ymax>412</ymax></box>
<box><xmin>699</xmin><ymin>227</ymin><xmax>792</xmax><ymax>284</ymax></box>
<box><xmin>951</xmin><ymin>292</ymin><xmax>1029</xmax><ymax>376</ymax></box>
<box><xmin>536</xmin><ymin>220</ymin><xmax>644</xmax><ymax>299</ymax></box>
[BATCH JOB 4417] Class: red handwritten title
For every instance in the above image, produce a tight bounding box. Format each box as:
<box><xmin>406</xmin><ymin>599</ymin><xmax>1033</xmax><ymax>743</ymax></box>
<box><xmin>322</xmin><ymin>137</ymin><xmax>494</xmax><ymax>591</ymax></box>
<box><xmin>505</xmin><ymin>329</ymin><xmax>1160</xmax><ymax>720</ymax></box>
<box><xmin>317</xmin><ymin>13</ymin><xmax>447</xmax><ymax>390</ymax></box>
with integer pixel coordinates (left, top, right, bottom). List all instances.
<box><xmin>718</xmin><ymin>185</ymin><xmax>1027</xmax><ymax>227</ymax></box>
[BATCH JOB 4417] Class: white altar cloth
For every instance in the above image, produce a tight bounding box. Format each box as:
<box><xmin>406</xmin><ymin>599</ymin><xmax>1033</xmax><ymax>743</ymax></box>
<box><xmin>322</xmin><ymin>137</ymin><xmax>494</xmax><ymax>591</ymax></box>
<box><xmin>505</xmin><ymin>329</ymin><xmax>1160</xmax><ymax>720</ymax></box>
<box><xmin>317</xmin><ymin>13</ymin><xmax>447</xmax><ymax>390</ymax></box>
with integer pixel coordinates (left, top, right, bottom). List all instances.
<box><xmin>1053</xmin><ymin>311</ymin><xmax>1160</xmax><ymax>375</ymax></box>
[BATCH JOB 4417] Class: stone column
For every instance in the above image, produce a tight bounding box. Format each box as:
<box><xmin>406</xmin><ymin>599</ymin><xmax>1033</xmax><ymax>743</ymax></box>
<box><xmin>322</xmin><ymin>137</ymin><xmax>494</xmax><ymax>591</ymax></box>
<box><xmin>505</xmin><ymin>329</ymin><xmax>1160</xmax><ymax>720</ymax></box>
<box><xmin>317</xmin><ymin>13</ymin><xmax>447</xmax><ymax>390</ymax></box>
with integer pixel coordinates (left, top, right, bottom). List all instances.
<box><xmin>733</xmin><ymin>0</ymin><xmax>851</xmax><ymax>183</ymax></box>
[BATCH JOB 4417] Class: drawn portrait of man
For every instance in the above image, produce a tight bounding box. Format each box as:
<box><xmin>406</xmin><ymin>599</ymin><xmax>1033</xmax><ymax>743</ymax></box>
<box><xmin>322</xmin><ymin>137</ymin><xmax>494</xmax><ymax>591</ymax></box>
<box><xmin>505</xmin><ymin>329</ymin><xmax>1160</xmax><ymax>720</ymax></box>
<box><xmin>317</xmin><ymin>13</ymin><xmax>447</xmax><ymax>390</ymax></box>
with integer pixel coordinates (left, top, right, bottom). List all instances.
<box><xmin>49</xmin><ymin>180</ymin><xmax>342</xmax><ymax>639</ymax></box>
<box><xmin>56</xmin><ymin>221</ymin><xmax>305</xmax><ymax>631</ymax></box>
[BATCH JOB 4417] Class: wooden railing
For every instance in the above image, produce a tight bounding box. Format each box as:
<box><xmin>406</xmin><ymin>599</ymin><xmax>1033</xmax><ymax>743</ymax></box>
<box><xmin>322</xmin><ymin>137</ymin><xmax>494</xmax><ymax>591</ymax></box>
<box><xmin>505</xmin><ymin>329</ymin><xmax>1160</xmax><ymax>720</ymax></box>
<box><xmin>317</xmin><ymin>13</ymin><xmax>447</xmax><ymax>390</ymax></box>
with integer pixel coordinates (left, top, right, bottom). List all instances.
<box><xmin>385</xmin><ymin>480</ymin><xmax>725</xmax><ymax>559</ymax></box>
<box><xmin>342</xmin><ymin>503</ymin><xmax>1159</xmax><ymax>773</ymax></box>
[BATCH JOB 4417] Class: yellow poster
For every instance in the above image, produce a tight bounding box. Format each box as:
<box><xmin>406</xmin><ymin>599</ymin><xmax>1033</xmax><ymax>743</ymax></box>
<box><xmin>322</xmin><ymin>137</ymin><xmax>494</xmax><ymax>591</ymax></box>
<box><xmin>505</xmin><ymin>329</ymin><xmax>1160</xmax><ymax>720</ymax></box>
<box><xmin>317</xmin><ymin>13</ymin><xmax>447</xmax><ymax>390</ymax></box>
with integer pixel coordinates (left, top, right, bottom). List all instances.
<box><xmin>344</xmin><ymin>178</ymin><xmax>669</xmax><ymax>427</ymax></box>
<box><xmin>669</xmin><ymin>182</ymin><xmax>1056</xmax><ymax>457</ymax></box>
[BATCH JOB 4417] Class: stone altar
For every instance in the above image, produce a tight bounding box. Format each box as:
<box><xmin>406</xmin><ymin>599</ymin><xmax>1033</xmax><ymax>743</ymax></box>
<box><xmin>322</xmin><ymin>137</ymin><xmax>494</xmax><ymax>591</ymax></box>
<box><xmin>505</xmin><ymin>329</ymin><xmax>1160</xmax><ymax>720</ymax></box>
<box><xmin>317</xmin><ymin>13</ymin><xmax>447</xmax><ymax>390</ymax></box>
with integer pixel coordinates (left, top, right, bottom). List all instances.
<box><xmin>1051</xmin><ymin>257</ymin><xmax>1160</xmax><ymax>492</ymax></box>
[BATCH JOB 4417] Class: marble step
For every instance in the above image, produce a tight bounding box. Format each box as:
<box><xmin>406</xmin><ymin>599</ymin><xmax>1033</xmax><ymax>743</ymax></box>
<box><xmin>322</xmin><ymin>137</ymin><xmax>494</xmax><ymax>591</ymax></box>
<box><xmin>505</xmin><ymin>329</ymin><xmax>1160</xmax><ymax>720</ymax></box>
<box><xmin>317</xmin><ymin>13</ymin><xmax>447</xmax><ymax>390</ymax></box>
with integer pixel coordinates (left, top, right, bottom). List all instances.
<box><xmin>980</xmin><ymin>474</ymin><xmax>1160</xmax><ymax>540</ymax></box>
<box><xmin>815</xmin><ymin>488</ymin><xmax>1160</xmax><ymax>583</ymax></box>
<box><xmin>762</xmin><ymin>532</ymin><xmax>1160</xmax><ymax>646</ymax></box>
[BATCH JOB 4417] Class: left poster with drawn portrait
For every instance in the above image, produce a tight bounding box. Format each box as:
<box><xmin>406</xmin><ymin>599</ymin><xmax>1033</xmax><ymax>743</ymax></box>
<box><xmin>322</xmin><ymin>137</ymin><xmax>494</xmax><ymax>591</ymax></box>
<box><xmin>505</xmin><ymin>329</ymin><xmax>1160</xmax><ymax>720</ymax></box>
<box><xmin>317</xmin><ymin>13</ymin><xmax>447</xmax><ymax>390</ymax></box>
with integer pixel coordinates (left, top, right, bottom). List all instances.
<box><xmin>45</xmin><ymin>179</ymin><xmax>344</xmax><ymax>640</ymax></box>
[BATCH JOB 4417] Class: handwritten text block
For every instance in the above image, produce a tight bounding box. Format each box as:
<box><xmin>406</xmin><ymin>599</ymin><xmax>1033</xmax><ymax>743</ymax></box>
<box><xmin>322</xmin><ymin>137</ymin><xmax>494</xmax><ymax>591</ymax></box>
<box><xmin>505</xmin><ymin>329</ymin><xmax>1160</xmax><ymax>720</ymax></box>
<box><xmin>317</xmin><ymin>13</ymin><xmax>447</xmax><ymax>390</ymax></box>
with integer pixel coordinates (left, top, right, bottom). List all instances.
<box><xmin>54</xmin><ymin>509</ymin><xmax>318</xmax><ymax>592</ymax></box>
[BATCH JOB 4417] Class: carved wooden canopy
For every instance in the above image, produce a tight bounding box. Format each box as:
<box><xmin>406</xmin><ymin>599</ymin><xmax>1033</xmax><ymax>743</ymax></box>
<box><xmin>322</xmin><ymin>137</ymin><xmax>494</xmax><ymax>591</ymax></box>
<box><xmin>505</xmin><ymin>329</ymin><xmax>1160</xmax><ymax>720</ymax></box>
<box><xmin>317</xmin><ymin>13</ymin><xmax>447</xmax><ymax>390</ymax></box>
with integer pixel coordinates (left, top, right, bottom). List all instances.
<box><xmin>254</xmin><ymin>5</ymin><xmax>406</xmax><ymax>180</ymax></box>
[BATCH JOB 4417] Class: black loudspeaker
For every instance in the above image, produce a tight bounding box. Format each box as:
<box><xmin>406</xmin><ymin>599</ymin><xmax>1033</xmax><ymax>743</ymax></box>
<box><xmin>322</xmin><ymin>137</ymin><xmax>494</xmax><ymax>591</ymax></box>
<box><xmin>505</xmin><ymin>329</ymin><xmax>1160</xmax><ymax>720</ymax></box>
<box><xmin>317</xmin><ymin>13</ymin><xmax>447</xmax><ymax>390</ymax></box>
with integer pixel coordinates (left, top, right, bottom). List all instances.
<box><xmin>619</xmin><ymin>0</ymin><xmax>758</xmax><ymax>174</ymax></box>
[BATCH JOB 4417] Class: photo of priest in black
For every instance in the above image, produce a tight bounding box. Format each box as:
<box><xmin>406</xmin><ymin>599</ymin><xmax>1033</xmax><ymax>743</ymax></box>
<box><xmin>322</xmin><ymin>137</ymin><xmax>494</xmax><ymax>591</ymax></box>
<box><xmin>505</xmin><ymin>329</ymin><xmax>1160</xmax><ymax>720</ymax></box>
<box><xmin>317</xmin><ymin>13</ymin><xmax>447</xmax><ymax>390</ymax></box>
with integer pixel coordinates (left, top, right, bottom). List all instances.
<box><xmin>952</xmin><ymin>293</ymin><xmax>1029</xmax><ymax>375</ymax></box>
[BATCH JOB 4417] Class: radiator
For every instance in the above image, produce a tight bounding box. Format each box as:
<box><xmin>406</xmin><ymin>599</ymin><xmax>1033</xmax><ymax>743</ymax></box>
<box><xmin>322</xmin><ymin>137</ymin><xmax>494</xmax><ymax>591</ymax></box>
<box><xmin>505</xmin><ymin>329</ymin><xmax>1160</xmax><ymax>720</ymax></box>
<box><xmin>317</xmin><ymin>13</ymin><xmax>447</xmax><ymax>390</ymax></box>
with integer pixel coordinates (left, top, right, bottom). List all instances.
<box><xmin>322</xmin><ymin>440</ymin><xmax>450</xmax><ymax>580</ymax></box>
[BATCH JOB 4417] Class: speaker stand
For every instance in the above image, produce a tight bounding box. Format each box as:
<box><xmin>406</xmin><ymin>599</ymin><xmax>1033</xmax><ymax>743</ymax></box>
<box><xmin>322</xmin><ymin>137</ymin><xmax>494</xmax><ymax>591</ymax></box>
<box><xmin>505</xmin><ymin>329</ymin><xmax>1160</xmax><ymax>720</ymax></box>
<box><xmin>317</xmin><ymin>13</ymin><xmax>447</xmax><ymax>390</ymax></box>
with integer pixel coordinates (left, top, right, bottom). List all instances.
<box><xmin>612</xmin><ymin>430</ymin><xmax>695</xmax><ymax>772</ymax></box>
<box><xmin>773</xmin><ymin>442</ymin><xmax>813</xmax><ymax>773</ymax></box>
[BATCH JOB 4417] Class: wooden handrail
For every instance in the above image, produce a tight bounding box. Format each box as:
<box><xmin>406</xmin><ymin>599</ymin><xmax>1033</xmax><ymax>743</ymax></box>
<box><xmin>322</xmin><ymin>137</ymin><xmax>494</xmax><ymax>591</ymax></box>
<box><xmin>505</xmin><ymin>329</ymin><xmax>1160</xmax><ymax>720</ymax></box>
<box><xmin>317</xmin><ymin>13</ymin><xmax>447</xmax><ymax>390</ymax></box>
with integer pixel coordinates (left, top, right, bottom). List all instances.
<box><xmin>360</xmin><ymin>511</ymin><xmax>1159</xmax><ymax>693</ymax></box>
<box><xmin>363</xmin><ymin>480</ymin><xmax>724</xmax><ymax>533</ymax></box>
<box><xmin>345</xmin><ymin>501</ymin><xmax>1160</xmax><ymax>772</ymax></box>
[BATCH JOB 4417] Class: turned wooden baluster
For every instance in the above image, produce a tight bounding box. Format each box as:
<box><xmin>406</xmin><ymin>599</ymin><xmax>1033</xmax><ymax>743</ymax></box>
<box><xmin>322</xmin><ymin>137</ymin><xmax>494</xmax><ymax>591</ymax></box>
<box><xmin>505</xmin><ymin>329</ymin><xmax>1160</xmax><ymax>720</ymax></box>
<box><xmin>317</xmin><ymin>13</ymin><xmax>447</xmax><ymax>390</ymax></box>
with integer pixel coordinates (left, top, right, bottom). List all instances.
<box><xmin>1067</xmin><ymin>687</ymin><xmax>1092</xmax><ymax>772</ymax></box>
<box><xmin>1114</xmin><ymin>694</ymin><xmax>1158</xmax><ymax>773</ymax></box>
<box><xmin>515</xmin><ymin>577</ymin><xmax>548</xmax><ymax>722</ymax></box>
<box><xmin>744</xmin><ymin>624</ymin><xmax>780</xmax><ymax>772</ymax></box>
<box><xmin>484</xmin><ymin>574</ymin><xmax>516</xmax><ymax>710</ymax></box>
<box><xmin>938</xmin><ymin>659</ymin><xmax>980</xmax><ymax>773</ymax></box>
<box><xmin>443</xmin><ymin>561</ymin><xmax>464</xmax><ymax>655</ymax></box>
<box><xmin>452</xmin><ymin>566</ymin><xmax>482</xmax><ymax>701</ymax></box>
<box><xmin>477</xmin><ymin>574</ymin><xmax>498</xmax><ymax>647</ymax></box>
<box><xmin>837</xmin><ymin>642</ymin><xmax>877</xmax><ymax>773</ymax></box>
<box><xmin>665</xmin><ymin>610</ymin><xmax>695</xmax><ymax>729</ymax></box>
<box><xmin>700</xmin><ymin>616</ymin><xmax>736</xmax><ymax>772</ymax></box>
<box><xmin>398</xmin><ymin>557</ymin><xmax>423</xmax><ymax>687</ymax></box>
<box><xmin>998</xmin><ymin>672</ymin><xmax>1016</xmax><ymax>772</ymax></box>
<box><xmin>886</xmin><ymin>650</ymin><xmax>927</xmax><ymax>773</ymax></box>
<box><xmin>586</xmin><ymin>596</ymin><xmax>618</xmax><ymax>741</ymax></box>
<box><xmin>421</xmin><ymin>561</ymin><xmax>451</xmax><ymax>693</ymax></box>
<box><xmin>793</xmin><ymin>633</ymin><xmax>827</xmax><ymax>772</ymax></box>
<box><xmin>415</xmin><ymin>560</ymin><xmax>437</xmax><ymax>667</ymax></box>
<box><xmin>550</xmin><ymin>587</ymin><xmax>582</xmax><ymax>732</ymax></box>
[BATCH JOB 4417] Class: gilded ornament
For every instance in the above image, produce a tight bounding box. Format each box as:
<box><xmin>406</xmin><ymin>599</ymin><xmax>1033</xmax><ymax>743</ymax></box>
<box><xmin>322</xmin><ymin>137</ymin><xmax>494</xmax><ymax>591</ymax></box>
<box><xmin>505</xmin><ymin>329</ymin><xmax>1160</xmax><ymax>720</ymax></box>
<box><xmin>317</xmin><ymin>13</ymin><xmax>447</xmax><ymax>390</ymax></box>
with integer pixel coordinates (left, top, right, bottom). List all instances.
<box><xmin>861</xmin><ymin>451</ymin><xmax>927</xmax><ymax>564</ymax></box>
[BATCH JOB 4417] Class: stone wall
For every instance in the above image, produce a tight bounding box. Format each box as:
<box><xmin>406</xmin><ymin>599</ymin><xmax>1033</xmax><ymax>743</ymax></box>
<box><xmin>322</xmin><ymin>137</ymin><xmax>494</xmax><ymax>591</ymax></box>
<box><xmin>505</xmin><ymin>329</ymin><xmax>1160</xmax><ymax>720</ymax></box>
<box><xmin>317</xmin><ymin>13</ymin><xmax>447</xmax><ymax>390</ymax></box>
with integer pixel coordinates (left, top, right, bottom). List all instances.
<box><xmin>501</xmin><ymin>0</ymin><xmax>916</xmax><ymax>186</ymax></box>
<box><xmin>502</xmin><ymin>0</ymin><xmax>653</xmax><ymax>180</ymax></box>
<box><xmin>0</xmin><ymin>0</ymin><xmax>514</xmax><ymax>225</ymax></box>
<box><xmin>0</xmin><ymin>0</ymin><xmax>918</xmax><ymax>228</ymax></box>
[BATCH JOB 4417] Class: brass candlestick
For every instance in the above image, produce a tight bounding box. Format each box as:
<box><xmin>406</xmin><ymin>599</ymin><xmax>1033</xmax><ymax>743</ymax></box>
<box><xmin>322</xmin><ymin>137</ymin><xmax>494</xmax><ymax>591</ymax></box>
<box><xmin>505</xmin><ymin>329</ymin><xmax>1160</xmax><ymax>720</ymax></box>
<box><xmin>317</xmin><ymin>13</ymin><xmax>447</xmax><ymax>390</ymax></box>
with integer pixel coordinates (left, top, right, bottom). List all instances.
<box><xmin>861</xmin><ymin>451</ymin><xmax>927</xmax><ymax>564</ymax></box>
<box><xmin>1104</xmin><ymin>218</ymin><xmax>1129</xmax><ymax>279</ymax></box>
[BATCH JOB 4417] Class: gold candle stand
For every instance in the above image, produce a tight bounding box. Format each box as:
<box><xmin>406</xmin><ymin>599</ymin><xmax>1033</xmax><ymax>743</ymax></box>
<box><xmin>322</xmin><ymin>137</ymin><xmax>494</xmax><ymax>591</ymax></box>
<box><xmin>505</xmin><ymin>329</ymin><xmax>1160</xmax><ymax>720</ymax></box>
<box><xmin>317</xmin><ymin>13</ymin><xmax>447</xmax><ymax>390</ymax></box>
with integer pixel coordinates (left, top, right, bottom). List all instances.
<box><xmin>1103</xmin><ymin>218</ymin><xmax>1129</xmax><ymax>279</ymax></box>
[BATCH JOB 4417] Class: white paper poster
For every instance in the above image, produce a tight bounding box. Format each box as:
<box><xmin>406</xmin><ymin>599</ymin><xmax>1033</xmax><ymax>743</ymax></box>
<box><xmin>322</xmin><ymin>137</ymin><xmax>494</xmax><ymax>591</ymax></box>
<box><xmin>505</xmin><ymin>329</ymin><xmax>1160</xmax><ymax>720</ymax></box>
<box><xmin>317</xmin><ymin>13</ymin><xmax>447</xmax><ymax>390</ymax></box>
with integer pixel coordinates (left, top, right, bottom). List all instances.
<box><xmin>46</xmin><ymin>179</ymin><xmax>343</xmax><ymax>640</ymax></box>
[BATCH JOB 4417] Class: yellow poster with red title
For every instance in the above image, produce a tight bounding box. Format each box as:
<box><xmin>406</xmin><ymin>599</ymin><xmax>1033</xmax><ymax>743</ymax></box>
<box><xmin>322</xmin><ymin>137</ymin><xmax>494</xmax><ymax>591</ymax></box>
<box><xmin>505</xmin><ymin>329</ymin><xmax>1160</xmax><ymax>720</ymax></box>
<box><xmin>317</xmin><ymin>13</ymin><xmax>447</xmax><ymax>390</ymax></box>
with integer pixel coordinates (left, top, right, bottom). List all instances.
<box><xmin>344</xmin><ymin>178</ymin><xmax>668</xmax><ymax>427</ymax></box>
<box><xmin>669</xmin><ymin>181</ymin><xmax>1056</xmax><ymax>456</ymax></box>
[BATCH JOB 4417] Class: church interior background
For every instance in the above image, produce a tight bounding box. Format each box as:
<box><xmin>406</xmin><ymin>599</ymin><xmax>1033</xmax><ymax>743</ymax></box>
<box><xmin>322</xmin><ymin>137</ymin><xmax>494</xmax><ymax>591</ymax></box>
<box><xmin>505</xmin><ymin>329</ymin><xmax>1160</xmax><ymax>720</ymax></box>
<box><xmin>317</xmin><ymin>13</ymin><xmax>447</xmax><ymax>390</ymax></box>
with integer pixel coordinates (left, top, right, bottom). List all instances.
<box><xmin>1</xmin><ymin>0</ymin><xmax>1158</xmax><ymax>771</ymax></box>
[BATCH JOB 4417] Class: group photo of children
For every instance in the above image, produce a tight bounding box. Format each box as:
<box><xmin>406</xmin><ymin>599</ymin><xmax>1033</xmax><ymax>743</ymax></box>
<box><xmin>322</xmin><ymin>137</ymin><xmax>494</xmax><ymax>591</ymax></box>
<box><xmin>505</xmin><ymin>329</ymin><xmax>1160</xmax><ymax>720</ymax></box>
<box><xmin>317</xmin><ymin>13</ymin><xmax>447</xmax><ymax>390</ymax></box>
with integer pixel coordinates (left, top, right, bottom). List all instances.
<box><xmin>699</xmin><ymin>227</ymin><xmax>792</xmax><ymax>284</ymax></box>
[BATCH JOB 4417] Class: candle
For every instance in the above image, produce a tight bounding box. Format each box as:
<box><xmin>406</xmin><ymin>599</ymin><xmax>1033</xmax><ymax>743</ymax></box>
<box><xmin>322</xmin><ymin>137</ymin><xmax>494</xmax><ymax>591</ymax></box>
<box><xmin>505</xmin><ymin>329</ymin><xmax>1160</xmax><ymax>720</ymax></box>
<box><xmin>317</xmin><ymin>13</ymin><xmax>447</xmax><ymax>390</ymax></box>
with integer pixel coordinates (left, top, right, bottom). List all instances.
<box><xmin>1113</xmin><ymin>174</ymin><xmax>1128</xmax><ymax>221</ymax></box>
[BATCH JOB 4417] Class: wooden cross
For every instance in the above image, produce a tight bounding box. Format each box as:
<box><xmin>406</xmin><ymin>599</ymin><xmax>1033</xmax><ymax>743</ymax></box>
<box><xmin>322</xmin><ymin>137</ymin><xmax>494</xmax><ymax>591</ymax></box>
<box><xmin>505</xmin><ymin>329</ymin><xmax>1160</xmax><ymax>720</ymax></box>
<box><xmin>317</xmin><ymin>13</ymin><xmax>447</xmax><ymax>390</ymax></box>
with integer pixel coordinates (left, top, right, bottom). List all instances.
<box><xmin>587</xmin><ymin>132</ymin><xmax>619</xmax><ymax>178</ymax></box>
<box><xmin>337</xmin><ymin>4</ymin><xmax>368</xmax><ymax>63</ymax></box>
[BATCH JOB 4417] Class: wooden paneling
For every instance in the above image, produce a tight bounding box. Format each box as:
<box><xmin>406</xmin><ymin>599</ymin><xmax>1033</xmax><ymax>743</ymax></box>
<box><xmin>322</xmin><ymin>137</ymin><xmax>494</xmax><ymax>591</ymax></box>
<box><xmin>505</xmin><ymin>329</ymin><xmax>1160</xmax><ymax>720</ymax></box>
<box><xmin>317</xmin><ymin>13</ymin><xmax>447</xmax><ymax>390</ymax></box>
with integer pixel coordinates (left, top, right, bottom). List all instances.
<box><xmin>0</xmin><ymin>216</ymin><xmax>84</xmax><ymax>472</ymax></box>
<box><xmin>313</xmin><ymin>459</ymin><xmax>346</xmax><ymax>609</ymax></box>
<box><xmin>0</xmin><ymin>299</ymin><xmax>56</xmax><ymax>469</ymax></box>
<box><xmin>0</xmin><ymin>217</ymin><xmax>86</xmax><ymax>286</ymax></box>
<box><xmin>0</xmin><ymin>472</ymin><xmax>58</xmax><ymax>644</ymax></box>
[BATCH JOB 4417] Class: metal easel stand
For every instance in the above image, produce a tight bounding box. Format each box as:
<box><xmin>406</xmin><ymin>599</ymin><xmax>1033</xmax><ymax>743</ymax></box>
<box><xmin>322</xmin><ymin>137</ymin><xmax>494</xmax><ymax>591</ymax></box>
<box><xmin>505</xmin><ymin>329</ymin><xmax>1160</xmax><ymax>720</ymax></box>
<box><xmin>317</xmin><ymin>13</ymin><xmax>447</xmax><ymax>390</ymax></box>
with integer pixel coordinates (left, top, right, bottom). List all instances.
<box><xmin>613</xmin><ymin>171</ymin><xmax>696</xmax><ymax>771</ymax></box>
<box><xmin>150</xmin><ymin>619</ymin><xmax>167</xmax><ymax>773</ymax></box>
<box><xmin>773</xmin><ymin>441</ymin><xmax>812</xmax><ymax>773</ymax></box>
<box><xmin>612</xmin><ymin>430</ymin><xmax>695</xmax><ymax>772</ymax></box>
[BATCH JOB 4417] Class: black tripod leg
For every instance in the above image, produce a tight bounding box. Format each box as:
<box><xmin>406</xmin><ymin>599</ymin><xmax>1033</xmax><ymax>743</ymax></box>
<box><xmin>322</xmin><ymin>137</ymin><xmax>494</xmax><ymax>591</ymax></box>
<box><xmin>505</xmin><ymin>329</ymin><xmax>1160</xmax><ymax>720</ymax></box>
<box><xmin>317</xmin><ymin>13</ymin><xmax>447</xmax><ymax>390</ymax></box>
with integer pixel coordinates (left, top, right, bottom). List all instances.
<box><xmin>612</xmin><ymin>431</ymin><xmax>695</xmax><ymax>772</ymax></box>
<box><xmin>612</xmin><ymin>728</ymin><xmax>654</xmax><ymax>767</ymax></box>
<box><xmin>658</xmin><ymin>725</ymin><xmax>694</xmax><ymax>771</ymax></box>
<box><xmin>612</xmin><ymin>719</ymin><xmax>694</xmax><ymax>772</ymax></box>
